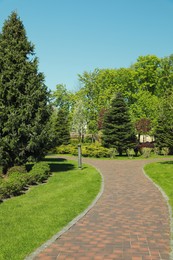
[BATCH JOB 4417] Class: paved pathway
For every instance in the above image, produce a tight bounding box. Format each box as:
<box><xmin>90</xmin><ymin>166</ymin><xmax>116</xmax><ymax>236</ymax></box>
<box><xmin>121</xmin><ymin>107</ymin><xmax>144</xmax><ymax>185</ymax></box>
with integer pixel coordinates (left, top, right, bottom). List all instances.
<box><xmin>33</xmin><ymin>158</ymin><xmax>171</xmax><ymax>260</ymax></box>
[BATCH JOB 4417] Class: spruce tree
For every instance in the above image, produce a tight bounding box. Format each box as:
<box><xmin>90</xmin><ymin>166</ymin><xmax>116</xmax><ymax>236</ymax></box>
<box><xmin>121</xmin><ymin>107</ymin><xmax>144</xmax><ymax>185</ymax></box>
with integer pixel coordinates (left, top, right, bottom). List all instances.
<box><xmin>102</xmin><ymin>93</ymin><xmax>136</xmax><ymax>155</ymax></box>
<box><xmin>155</xmin><ymin>111</ymin><xmax>173</xmax><ymax>154</ymax></box>
<box><xmin>0</xmin><ymin>12</ymin><xmax>52</xmax><ymax>172</ymax></box>
<box><xmin>52</xmin><ymin>108</ymin><xmax>70</xmax><ymax>146</ymax></box>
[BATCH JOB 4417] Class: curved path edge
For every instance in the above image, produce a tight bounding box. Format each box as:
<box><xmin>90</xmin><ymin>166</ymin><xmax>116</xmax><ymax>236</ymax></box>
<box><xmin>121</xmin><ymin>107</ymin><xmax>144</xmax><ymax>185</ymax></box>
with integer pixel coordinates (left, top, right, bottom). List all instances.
<box><xmin>25</xmin><ymin>160</ymin><xmax>104</xmax><ymax>260</ymax></box>
<box><xmin>142</xmin><ymin>163</ymin><xmax>173</xmax><ymax>260</ymax></box>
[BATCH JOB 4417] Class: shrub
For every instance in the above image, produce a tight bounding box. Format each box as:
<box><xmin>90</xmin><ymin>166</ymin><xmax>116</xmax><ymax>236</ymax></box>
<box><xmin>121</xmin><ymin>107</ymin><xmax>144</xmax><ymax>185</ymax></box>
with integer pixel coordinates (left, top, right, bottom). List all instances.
<box><xmin>109</xmin><ymin>148</ymin><xmax>118</xmax><ymax>158</ymax></box>
<box><xmin>141</xmin><ymin>147</ymin><xmax>152</xmax><ymax>158</ymax></box>
<box><xmin>27</xmin><ymin>162</ymin><xmax>51</xmax><ymax>184</ymax></box>
<box><xmin>127</xmin><ymin>148</ymin><xmax>135</xmax><ymax>158</ymax></box>
<box><xmin>82</xmin><ymin>143</ymin><xmax>110</xmax><ymax>158</ymax></box>
<box><xmin>161</xmin><ymin>147</ymin><xmax>169</xmax><ymax>156</ymax></box>
<box><xmin>56</xmin><ymin>144</ymin><xmax>78</xmax><ymax>155</ymax></box>
<box><xmin>0</xmin><ymin>162</ymin><xmax>51</xmax><ymax>201</ymax></box>
<box><xmin>7</xmin><ymin>165</ymin><xmax>27</xmax><ymax>176</ymax></box>
<box><xmin>0</xmin><ymin>172</ymin><xmax>28</xmax><ymax>199</ymax></box>
<box><xmin>153</xmin><ymin>147</ymin><xmax>160</xmax><ymax>155</ymax></box>
<box><xmin>137</xmin><ymin>142</ymin><xmax>155</xmax><ymax>155</ymax></box>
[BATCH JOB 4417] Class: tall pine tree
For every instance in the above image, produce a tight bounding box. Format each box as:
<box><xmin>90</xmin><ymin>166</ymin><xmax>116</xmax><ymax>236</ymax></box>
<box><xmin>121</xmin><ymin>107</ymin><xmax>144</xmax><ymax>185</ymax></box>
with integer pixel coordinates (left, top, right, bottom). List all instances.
<box><xmin>52</xmin><ymin>108</ymin><xmax>70</xmax><ymax>146</ymax></box>
<box><xmin>102</xmin><ymin>93</ymin><xmax>136</xmax><ymax>155</ymax></box>
<box><xmin>0</xmin><ymin>12</ymin><xmax>52</xmax><ymax>172</ymax></box>
<box><xmin>155</xmin><ymin>92</ymin><xmax>173</xmax><ymax>154</ymax></box>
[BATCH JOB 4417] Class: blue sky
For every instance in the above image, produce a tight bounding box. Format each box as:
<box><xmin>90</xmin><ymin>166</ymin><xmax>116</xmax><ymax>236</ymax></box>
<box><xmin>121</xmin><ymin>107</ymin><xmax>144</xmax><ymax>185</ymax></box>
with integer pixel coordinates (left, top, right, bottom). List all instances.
<box><xmin>1</xmin><ymin>0</ymin><xmax>173</xmax><ymax>92</ymax></box>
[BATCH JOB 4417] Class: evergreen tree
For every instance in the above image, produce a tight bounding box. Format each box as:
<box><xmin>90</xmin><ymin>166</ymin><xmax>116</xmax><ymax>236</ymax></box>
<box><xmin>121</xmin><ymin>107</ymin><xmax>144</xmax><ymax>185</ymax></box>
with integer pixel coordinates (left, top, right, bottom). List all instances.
<box><xmin>155</xmin><ymin>117</ymin><xmax>173</xmax><ymax>154</ymax></box>
<box><xmin>155</xmin><ymin>93</ymin><xmax>173</xmax><ymax>154</ymax></box>
<box><xmin>0</xmin><ymin>12</ymin><xmax>52</xmax><ymax>172</ymax></box>
<box><xmin>52</xmin><ymin>109</ymin><xmax>70</xmax><ymax>146</ymax></box>
<box><xmin>102</xmin><ymin>93</ymin><xmax>136</xmax><ymax>155</ymax></box>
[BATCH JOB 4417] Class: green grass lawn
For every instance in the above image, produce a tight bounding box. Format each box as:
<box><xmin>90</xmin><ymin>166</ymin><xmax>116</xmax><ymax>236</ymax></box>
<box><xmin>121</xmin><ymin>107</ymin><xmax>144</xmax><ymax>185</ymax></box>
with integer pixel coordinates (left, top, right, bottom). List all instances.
<box><xmin>0</xmin><ymin>158</ymin><xmax>101</xmax><ymax>260</ymax></box>
<box><xmin>144</xmin><ymin>160</ymin><xmax>173</xmax><ymax>214</ymax></box>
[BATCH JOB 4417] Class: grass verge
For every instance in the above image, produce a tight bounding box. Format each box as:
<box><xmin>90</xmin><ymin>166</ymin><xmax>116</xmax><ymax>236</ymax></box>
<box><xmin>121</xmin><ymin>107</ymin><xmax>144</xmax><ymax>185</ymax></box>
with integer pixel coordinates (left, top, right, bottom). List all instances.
<box><xmin>0</xmin><ymin>158</ymin><xmax>101</xmax><ymax>260</ymax></box>
<box><xmin>144</xmin><ymin>160</ymin><xmax>173</xmax><ymax>256</ymax></box>
<box><xmin>144</xmin><ymin>161</ymin><xmax>173</xmax><ymax>210</ymax></box>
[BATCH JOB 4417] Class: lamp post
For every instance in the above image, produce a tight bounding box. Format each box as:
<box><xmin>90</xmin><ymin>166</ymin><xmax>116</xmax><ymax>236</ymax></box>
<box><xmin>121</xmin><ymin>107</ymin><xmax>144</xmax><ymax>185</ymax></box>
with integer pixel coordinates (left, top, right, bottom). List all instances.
<box><xmin>78</xmin><ymin>144</ymin><xmax>82</xmax><ymax>169</ymax></box>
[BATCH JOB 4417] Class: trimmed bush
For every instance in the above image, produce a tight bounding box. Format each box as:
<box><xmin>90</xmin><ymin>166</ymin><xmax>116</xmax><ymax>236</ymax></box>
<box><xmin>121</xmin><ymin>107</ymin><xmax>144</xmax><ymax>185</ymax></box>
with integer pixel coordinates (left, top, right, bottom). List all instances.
<box><xmin>161</xmin><ymin>147</ymin><xmax>169</xmax><ymax>156</ymax></box>
<box><xmin>0</xmin><ymin>162</ymin><xmax>51</xmax><ymax>201</ymax></box>
<box><xmin>56</xmin><ymin>144</ymin><xmax>78</xmax><ymax>155</ymax></box>
<box><xmin>153</xmin><ymin>147</ymin><xmax>160</xmax><ymax>155</ymax></box>
<box><xmin>26</xmin><ymin>162</ymin><xmax>51</xmax><ymax>184</ymax></box>
<box><xmin>141</xmin><ymin>147</ymin><xmax>152</xmax><ymax>158</ymax></box>
<box><xmin>7</xmin><ymin>165</ymin><xmax>27</xmax><ymax>176</ymax></box>
<box><xmin>127</xmin><ymin>148</ymin><xmax>135</xmax><ymax>158</ymax></box>
<box><xmin>56</xmin><ymin>143</ymin><xmax>115</xmax><ymax>158</ymax></box>
<box><xmin>82</xmin><ymin>144</ymin><xmax>110</xmax><ymax>158</ymax></box>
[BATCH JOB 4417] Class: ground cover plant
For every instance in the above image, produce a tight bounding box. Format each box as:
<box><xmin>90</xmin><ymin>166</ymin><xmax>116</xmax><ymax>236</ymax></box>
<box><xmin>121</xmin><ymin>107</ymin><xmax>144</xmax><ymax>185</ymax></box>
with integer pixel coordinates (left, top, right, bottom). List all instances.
<box><xmin>0</xmin><ymin>158</ymin><xmax>101</xmax><ymax>260</ymax></box>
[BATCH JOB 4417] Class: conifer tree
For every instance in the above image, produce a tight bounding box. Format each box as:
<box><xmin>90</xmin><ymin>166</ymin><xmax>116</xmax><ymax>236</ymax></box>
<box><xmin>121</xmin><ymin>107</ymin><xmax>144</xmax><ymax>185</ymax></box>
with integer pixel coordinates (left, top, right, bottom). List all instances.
<box><xmin>52</xmin><ymin>108</ymin><xmax>70</xmax><ymax>146</ymax></box>
<box><xmin>0</xmin><ymin>12</ymin><xmax>52</xmax><ymax>172</ymax></box>
<box><xmin>102</xmin><ymin>93</ymin><xmax>136</xmax><ymax>155</ymax></box>
<box><xmin>155</xmin><ymin>94</ymin><xmax>173</xmax><ymax>154</ymax></box>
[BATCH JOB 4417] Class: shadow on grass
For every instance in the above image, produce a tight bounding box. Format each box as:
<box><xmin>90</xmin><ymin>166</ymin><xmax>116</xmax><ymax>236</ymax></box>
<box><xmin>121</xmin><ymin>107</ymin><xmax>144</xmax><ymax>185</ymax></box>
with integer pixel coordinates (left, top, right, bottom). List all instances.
<box><xmin>48</xmin><ymin>163</ymin><xmax>75</xmax><ymax>173</ymax></box>
<box><xmin>159</xmin><ymin>161</ymin><xmax>173</xmax><ymax>165</ymax></box>
<box><xmin>43</xmin><ymin>157</ymin><xmax>75</xmax><ymax>173</ymax></box>
<box><xmin>26</xmin><ymin>157</ymin><xmax>75</xmax><ymax>173</ymax></box>
<box><xmin>43</xmin><ymin>157</ymin><xmax>67</xmax><ymax>162</ymax></box>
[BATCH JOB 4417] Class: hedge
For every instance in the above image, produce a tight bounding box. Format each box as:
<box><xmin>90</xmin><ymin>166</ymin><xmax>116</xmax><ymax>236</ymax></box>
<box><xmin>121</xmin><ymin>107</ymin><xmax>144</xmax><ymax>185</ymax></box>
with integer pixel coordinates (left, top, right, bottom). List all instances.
<box><xmin>0</xmin><ymin>162</ymin><xmax>50</xmax><ymax>201</ymax></box>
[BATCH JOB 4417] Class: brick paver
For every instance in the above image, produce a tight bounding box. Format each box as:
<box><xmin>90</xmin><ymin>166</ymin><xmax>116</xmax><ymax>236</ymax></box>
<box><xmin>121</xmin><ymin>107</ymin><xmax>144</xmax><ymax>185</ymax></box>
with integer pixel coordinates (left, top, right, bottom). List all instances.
<box><xmin>32</xmin><ymin>158</ymin><xmax>171</xmax><ymax>260</ymax></box>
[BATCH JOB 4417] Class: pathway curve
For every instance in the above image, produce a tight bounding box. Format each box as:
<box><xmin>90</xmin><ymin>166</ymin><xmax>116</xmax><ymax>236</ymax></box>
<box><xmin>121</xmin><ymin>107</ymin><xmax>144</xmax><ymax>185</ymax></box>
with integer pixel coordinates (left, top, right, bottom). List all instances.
<box><xmin>33</xmin><ymin>158</ymin><xmax>171</xmax><ymax>260</ymax></box>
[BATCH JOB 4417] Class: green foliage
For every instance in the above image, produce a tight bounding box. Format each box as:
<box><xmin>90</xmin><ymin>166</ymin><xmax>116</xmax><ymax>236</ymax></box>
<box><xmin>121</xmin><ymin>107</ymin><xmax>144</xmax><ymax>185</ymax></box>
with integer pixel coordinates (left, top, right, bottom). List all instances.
<box><xmin>102</xmin><ymin>93</ymin><xmax>136</xmax><ymax>155</ymax></box>
<box><xmin>7</xmin><ymin>165</ymin><xmax>26</xmax><ymax>176</ymax></box>
<box><xmin>0</xmin><ymin>162</ymin><xmax>50</xmax><ymax>200</ymax></box>
<box><xmin>56</xmin><ymin>144</ymin><xmax>78</xmax><ymax>155</ymax></box>
<box><xmin>141</xmin><ymin>147</ymin><xmax>152</xmax><ymax>158</ymax></box>
<box><xmin>153</xmin><ymin>147</ymin><xmax>160</xmax><ymax>155</ymax></box>
<box><xmin>0</xmin><ymin>172</ymin><xmax>28</xmax><ymax>199</ymax></box>
<box><xmin>155</xmin><ymin>92</ymin><xmax>173</xmax><ymax>154</ymax></box>
<box><xmin>52</xmin><ymin>84</ymin><xmax>74</xmax><ymax>111</ymax></box>
<box><xmin>130</xmin><ymin>90</ymin><xmax>159</xmax><ymax>132</ymax></box>
<box><xmin>61</xmin><ymin>53</ymin><xmax>173</xmax><ymax>143</ymax></box>
<box><xmin>127</xmin><ymin>148</ymin><xmax>135</xmax><ymax>158</ymax></box>
<box><xmin>161</xmin><ymin>147</ymin><xmax>169</xmax><ymax>156</ymax></box>
<box><xmin>0</xmin><ymin>12</ymin><xmax>52</xmax><ymax>172</ymax></box>
<box><xmin>157</xmin><ymin>55</ymin><xmax>173</xmax><ymax>97</ymax></box>
<box><xmin>56</xmin><ymin>143</ymin><xmax>116</xmax><ymax>158</ymax></box>
<box><xmin>71</xmin><ymin>99</ymin><xmax>87</xmax><ymax>141</ymax></box>
<box><xmin>51</xmin><ymin>108</ymin><xmax>70</xmax><ymax>146</ymax></box>
<box><xmin>82</xmin><ymin>143</ymin><xmax>110</xmax><ymax>158</ymax></box>
<box><xmin>27</xmin><ymin>162</ymin><xmax>51</xmax><ymax>184</ymax></box>
<box><xmin>0</xmin><ymin>159</ymin><xmax>101</xmax><ymax>260</ymax></box>
<box><xmin>132</xmin><ymin>55</ymin><xmax>161</xmax><ymax>94</ymax></box>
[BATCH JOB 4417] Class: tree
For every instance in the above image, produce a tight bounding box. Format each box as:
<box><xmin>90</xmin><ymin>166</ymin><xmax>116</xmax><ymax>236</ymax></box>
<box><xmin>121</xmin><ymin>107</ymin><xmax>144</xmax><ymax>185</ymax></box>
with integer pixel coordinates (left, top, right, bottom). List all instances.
<box><xmin>132</xmin><ymin>55</ymin><xmax>160</xmax><ymax>94</ymax></box>
<box><xmin>52</xmin><ymin>108</ymin><xmax>70</xmax><ymax>146</ymax></box>
<box><xmin>0</xmin><ymin>12</ymin><xmax>52</xmax><ymax>172</ymax></box>
<box><xmin>157</xmin><ymin>54</ymin><xmax>173</xmax><ymax>97</ymax></box>
<box><xmin>71</xmin><ymin>100</ymin><xmax>87</xmax><ymax>142</ymax></box>
<box><xmin>155</xmin><ymin>90</ymin><xmax>173</xmax><ymax>153</ymax></box>
<box><xmin>102</xmin><ymin>93</ymin><xmax>136</xmax><ymax>155</ymax></box>
<box><xmin>129</xmin><ymin>90</ymin><xmax>159</xmax><ymax>134</ymax></box>
<box><xmin>52</xmin><ymin>84</ymin><xmax>75</xmax><ymax>111</ymax></box>
<box><xmin>135</xmin><ymin>118</ymin><xmax>151</xmax><ymax>142</ymax></box>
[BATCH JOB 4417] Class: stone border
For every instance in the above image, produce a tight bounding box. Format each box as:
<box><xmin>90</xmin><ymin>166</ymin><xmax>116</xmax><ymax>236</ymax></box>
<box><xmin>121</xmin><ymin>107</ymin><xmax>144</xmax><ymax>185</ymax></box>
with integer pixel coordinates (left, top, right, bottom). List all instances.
<box><xmin>25</xmin><ymin>162</ymin><xmax>104</xmax><ymax>260</ymax></box>
<box><xmin>142</xmin><ymin>164</ymin><xmax>173</xmax><ymax>260</ymax></box>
